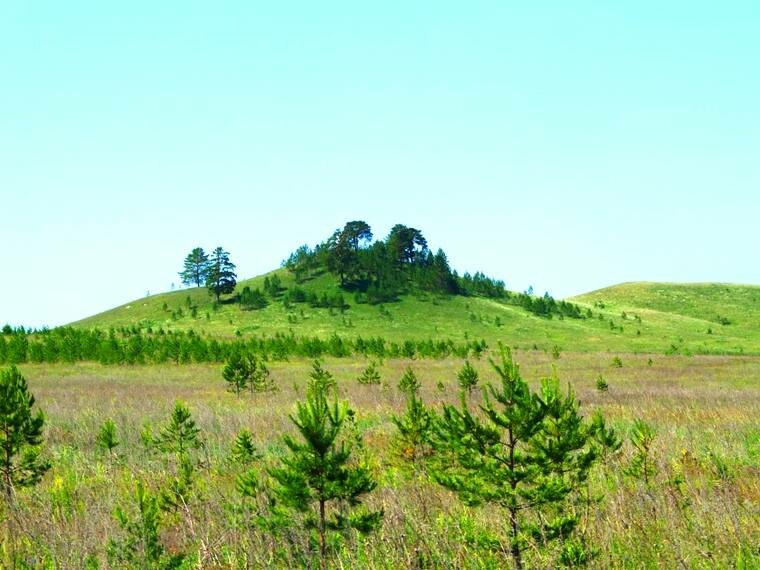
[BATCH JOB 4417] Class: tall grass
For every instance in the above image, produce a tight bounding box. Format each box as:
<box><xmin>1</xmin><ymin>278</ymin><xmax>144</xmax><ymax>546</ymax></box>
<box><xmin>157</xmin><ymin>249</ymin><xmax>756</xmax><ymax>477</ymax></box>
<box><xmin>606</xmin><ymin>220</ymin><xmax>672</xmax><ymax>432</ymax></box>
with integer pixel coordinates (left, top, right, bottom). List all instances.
<box><xmin>3</xmin><ymin>352</ymin><xmax>758</xmax><ymax>568</ymax></box>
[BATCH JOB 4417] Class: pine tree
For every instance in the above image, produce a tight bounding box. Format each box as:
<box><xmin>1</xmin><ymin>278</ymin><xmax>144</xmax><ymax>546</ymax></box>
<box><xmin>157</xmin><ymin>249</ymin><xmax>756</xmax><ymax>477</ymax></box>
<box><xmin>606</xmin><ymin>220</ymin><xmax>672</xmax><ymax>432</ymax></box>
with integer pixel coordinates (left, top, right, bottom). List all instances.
<box><xmin>269</xmin><ymin>369</ymin><xmax>382</xmax><ymax>570</ymax></box>
<box><xmin>397</xmin><ymin>366</ymin><xmax>421</xmax><ymax>395</ymax></box>
<box><xmin>222</xmin><ymin>352</ymin><xmax>251</xmax><ymax>395</ymax></box>
<box><xmin>230</xmin><ymin>429</ymin><xmax>260</xmax><ymax>465</ymax></box>
<box><xmin>391</xmin><ymin>380</ymin><xmax>433</xmax><ymax>469</ymax></box>
<box><xmin>430</xmin><ymin>346</ymin><xmax>602</xmax><ymax>569</ymax></box>
<box><xmin>96</xmin><ymin>418</ymin><xmax>120</xmax><ymax>456</ymax></box>
<box><xmin>357</xmin><ymin>361</ymin><xmax>381</xmax><ymax>385</ymax></box>
<box><xmin>457</xmin><ymin>360</ymin><xmax>479</xmax><ymax>394</ymax></box>
<box><xmin>625</xmin><ymin>418</ymin><xmax>656</xmax><ymax>485</ymax></box>
<box><xmin>206</xmin><ymin>246</ymin><xmax>237</xmax><ymax>302</ymax></box>
<box><xmin>223</xmin><ymin>353</ymin><xmax>274</xmax><ymax>395</ymax></box>
<box><xmin>179</xmin><ymin>247</ymin><xmax>210</xmax><ymax>288</ymax></box>
<box><xmin>152</xmin><ymin>401</ymin><xmax>202</xmax><ymax>459</ymax></box>
<box><xmin>0</xmin><ymin>365</ymin><xmax>50</xmax><ymax>498</ymax></box>
<box><xmin>309</xmin><ymin>360</ymin><xmax>336</xmax><ymax>392</ymax></box>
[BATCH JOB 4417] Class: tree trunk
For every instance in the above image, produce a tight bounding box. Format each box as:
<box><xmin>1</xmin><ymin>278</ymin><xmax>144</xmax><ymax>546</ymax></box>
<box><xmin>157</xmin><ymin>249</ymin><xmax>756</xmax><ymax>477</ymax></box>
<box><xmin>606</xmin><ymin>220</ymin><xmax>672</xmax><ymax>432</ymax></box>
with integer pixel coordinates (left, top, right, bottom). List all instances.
<box><xmin>509</xmin><ymin>505</ymin><xmax>522</xmax><ymax>570</ymax></box>
<box><xmin>507</xmin><ymin>427</ymin><xmax>523</xmax><ymax>570</ymax></box>
<box><xmin>319</xmin><ymin>498</ymin><xmax>327</xmax><ymax>570</ymax></box>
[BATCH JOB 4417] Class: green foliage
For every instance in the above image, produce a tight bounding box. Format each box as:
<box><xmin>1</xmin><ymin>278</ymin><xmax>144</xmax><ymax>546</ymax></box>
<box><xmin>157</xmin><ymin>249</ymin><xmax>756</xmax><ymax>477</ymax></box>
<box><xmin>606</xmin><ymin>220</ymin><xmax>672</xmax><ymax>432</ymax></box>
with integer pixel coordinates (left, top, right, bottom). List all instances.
<box><xmin>179</xmin><ymin>247</ymin><xmax>210</xmax><ymax>288</ymax></box>
<box><xmin>611</xmin><ymin>356</ymin><xmax>623</xmax><ymax>367</ymax></box>
<box><xmin>268</xmin><ymin>366</ymin><xmax>382</xmax><ymax>568</ymax></box>
<box><xmin>309</xmin><ymin>360</ymin><xmax>336</xmax><ymax>393</ymax></box>
<box><xmin>222</xmin><ymin>352</ymin><xmax>274</xmax><ymax>395</ymax></box>
<box><xmin>595</xmin><ymin>375</ymin><xmax>609</xmax><ymax>392</ymax></box>
<box><xmin>96</xmin><ymin>418</ymin><xmax>119</xmax><ymax>455</ymax></box>
<box><xmin>150</xmin><ymin>401</ymin><xmax>202</xmax><ymax>459</ymax></box>
<box><xmin>0</xmin><ymin>326</ymin><xmax>489</xmax><ymax>366</ymax></box>
<box><xmin>239</xmin><ymin>286</ymin><xmax>268</xmax><ymax>310</ymax></box>
<box><xmin>391</xmin><ymin>382</ymin><xmax>433</xmax><ymax>469</ymax></box>
<box><xmin>0</xmin><ymin>365</ymin><xmax>50</xmax><ymax>497</ymax></box>
<box><xmin>397</xmin><ymin>367</ymin><xmax>420</xmax><ymax>395</ymax></box>
<box><xmin>206</xmin><ymin>246</ymin><xmax>237</xmax><ymax>301</ymax></box>
<box><xmin>230</xmin><ymin>429</ymin><xmax>260</xmax><ymax>465</ymax></box>
<box><xmin>457</xmin><ymin>360</ymin><xmax>479</xmax><ymax>394</ymax></box>
<box><xmin>625</xmin><ymin>419</ymin><xmax>657</xmax><ymax>485</ymax></box>
<box><xmin>429</xmin><ymin>346</ymin><xmax>602</xmax><ymax>569</ymax></box>
<box><xmin>107</xmin><ymin>480</ymin><xmax>185</xmax><ymax>569</ymax></box>
<box><xmin>356</xmin><ymin>361</ymin><xmax>381</xmax><ymax>385</ymax></box>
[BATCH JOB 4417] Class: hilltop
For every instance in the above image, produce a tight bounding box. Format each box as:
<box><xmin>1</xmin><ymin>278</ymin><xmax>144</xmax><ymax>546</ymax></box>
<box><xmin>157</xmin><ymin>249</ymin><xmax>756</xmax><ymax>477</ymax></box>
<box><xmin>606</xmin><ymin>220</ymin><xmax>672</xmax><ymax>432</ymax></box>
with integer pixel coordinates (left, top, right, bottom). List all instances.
<box><xmin>63</xmin><ymin>221</ymin><xmax>760</xmax><ymax>355</ymax></box>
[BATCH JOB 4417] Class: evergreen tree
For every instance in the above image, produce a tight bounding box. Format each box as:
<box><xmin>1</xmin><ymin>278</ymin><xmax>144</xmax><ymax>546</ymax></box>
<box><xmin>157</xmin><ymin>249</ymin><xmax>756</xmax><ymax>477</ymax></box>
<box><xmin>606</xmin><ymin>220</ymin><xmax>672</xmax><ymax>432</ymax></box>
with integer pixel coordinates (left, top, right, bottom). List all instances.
<box><xmin>108</xmin><ymin>480</ymin><xmax>185</xmax><ymax>569</ymax></box>
<box><xmin>179</xmin><ymin>247</ymin><xmax>210</xmax><ymax>288</ymax></box>
<box><xmin>152</xmin><ymin>401</ymin><xmax>202</xmax><ymax>459</ymax></box>
<box><xmin>96</xmin><ymin>418</ymin><xmax>120</xmax><ymax>456</ymax></box>
<box><xmin>387</xmin><ymin>224</ymin><xmax>428</xmax><ymax>267</ymax></box>
<box><xmin>0</xmin><ymin>365</ymin><xmax>50</xmax><ymax>498</ymax></box>
<box><xmin>309</xmin><ymin>360</ymin><xmax>336</xmax><ymax>393</ymax></box>
<box><xmin>457</xmin><ymin>360</ymin><xmax>479</xmax><ymax>394</ymax></box>
<box><xmin>230</xmin><ymin>429</ymin><xmax>260</xmax><ymax>465</ymax></box>
<box><xmin>341</xmin><ymin>220</ymin><xmax>373</xmax><ymax>252</ymax></box>
<box><xmin>239</xmin><ymin>286</ymin><xmax>268</xmax><ymax>310</ymax></box>
<box><xmin>430</xmin><ymin>346</ymin><xmax>602</xmax><ymax>569</ymax></box>
<box><xmin>391</xmin><ymin>378</ymin><xmax>433</xmax><ymax>469</ymax></box>
<box><xmin>625</xmin><ymin>418</ymin><xmax>657</xmax><ymax>485</ymax></box>
<box><xmin>269</xmin><ymin>369</ymin><xmax>382</xmax><ymax>569</ymax></box>
<box><xmin>397</xmin><ymin>367</ymin><xmax>421</xmax><ymax>395</ymax></box>
<box><xmin>206</xmin><ymin>247</ymin><xmax>237</xmax><ymax>302</ymax></box>
<box><xmin>356</xmin><ymin>361</ymin><xmax>381</xmax><ymax>385</ymax></box>
<box><xmin>223</xmin><ymin>352</ymin><xmax>250</xmax><ymax>395</ymax></box>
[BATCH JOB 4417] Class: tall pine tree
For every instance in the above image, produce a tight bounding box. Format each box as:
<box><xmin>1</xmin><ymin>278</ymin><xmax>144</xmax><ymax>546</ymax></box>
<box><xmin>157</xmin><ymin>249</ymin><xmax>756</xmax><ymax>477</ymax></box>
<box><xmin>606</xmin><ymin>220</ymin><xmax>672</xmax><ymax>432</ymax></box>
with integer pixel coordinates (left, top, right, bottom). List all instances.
<box><xmin>206</xmin><ymin>246</ymin><xmax>237</xmax><ymax>302</ymax></box>
<box><xmin>179</xmin><ymin>247</ymin><xmax>210</xmax><ymax>288</ymax></box>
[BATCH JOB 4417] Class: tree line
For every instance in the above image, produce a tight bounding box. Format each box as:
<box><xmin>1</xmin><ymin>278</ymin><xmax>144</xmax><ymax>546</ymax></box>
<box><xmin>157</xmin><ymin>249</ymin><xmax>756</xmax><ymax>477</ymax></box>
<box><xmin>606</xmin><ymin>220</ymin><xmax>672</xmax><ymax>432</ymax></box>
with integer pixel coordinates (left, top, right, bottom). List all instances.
<box><xmin>0</xmin><ymin>326</ymin><xmax>487</xmax><ymax>365</ymax></box>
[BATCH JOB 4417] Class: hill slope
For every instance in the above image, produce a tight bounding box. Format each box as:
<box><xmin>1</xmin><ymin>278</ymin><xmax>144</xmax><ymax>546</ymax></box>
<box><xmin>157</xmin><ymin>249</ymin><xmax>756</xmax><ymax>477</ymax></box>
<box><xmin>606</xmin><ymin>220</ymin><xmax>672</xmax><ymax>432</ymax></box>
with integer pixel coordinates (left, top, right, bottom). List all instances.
<box><xmin>70</xmin><ymin>273</ymin><xmax>760</xmax><ymax>355</ymax></box>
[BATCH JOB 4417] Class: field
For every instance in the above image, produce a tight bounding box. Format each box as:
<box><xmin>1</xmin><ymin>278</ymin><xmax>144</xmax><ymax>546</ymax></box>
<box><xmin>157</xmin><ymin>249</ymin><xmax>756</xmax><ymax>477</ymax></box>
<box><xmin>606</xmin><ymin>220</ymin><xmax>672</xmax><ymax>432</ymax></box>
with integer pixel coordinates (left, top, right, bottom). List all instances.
<box><xmin>4</xmin><ymin>351</ymin><xmax>759</xmax><ymax>568</ymax></box>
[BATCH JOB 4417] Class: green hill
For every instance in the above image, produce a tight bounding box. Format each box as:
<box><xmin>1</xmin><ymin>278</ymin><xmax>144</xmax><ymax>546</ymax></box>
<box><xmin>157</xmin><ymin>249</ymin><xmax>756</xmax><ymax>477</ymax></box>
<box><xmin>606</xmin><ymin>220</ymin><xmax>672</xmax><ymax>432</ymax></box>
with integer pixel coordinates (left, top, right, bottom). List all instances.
<box><xmin>71</xmin><ymin>272</ymin><xmax>760</xmax><ymax>355</ymax></box>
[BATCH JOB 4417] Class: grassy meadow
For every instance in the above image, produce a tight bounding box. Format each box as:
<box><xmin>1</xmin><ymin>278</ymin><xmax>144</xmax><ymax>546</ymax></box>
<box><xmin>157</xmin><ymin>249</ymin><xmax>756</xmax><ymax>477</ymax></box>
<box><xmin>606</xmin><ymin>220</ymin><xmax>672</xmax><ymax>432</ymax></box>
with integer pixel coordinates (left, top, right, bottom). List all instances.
<box><xmin>4</xmin><ymin>351</ymin><xmax>759</xmax><ymax>568</ymax></box>
<box><xmin>71</xmin><ymin>272</ymin><xmax>760</xmax><ymax>357</ymax></box>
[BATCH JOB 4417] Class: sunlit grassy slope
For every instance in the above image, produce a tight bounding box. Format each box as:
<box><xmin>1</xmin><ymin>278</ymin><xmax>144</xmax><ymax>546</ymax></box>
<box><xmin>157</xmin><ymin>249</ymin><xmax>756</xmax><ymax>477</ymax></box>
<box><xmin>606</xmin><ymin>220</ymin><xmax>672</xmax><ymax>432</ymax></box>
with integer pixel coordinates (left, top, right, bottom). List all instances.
<box><xmin>71</xmin><ymin>272</ymin><xmax>760</xmax><ymax>355</ymax></box>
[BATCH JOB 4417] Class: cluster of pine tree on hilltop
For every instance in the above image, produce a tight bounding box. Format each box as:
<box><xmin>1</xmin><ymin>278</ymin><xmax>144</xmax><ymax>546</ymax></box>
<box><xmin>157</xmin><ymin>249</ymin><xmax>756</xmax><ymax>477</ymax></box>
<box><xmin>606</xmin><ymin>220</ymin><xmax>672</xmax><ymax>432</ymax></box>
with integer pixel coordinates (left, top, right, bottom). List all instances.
<box><xmin>179</xmin><ymin>221</ymin><xmax>584</xmax><ymax>319</ymax></box>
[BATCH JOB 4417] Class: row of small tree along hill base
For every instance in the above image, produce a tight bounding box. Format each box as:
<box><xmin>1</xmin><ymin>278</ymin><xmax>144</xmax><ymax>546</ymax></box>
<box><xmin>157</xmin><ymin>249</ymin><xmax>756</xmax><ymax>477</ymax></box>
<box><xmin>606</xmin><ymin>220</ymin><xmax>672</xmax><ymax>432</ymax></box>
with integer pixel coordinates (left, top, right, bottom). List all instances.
<box><xmin>177</xmin><ymin>221</ymin><xmax>585</xmax><ymax>319</ymax></box>
<box><xmin>2</xmin><ymin>347</ymin><xmax>657</xmax><ymax>569</ymax></box>
<box><xmin>0</xmin><ymin>325</ymin><xmax>487</xmax><ymax>365</ymax></box>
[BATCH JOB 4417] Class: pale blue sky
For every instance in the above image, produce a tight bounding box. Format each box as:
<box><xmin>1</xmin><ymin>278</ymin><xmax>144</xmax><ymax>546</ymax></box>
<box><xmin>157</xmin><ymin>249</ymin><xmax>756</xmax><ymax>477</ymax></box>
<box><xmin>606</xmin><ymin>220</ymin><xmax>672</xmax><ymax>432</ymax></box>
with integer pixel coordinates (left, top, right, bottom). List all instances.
<box><xmin>1</xmin><ymin>2</ymin><xmax>758</xmax><ymax>328</ymax></box>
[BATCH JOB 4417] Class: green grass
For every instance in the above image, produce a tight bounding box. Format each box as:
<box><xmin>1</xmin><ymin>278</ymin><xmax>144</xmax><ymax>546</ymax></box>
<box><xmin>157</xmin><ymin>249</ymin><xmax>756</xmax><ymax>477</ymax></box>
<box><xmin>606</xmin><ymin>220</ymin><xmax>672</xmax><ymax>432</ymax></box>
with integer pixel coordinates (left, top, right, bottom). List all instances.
<box><xmin>6</xmin><ymin>353</ymin><xmax>759</xmax><ymax>568</ymax></box>
<box><xmin>71</xmin><ymin>273</ymin><xmax>760</xmax><ymax>355</ymax></box>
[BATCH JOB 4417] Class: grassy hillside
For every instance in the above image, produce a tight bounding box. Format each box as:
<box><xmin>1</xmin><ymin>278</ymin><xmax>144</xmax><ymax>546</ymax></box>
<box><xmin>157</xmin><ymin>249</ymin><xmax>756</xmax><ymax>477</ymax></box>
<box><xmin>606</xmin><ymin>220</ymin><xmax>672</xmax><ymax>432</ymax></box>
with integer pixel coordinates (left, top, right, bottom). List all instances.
<box><xmin>70</xmin><ymin>272</ymin><xmax>760</xmax><ymax>355</ymax></box>
<box><xmin>572</xmin><ymin>282</ymin><xmax>760</xmax><ymax>352</ymax></box>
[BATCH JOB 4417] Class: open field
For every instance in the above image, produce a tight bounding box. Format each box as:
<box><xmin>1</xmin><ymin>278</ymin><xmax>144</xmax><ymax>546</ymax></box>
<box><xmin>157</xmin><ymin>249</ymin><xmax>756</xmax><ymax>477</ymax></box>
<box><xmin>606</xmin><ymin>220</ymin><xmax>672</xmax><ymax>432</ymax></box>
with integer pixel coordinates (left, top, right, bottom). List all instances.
<box><xmin>3</xmin><ymin>352</ymin><xmax>759</xmax><ymax>568</ymax></box>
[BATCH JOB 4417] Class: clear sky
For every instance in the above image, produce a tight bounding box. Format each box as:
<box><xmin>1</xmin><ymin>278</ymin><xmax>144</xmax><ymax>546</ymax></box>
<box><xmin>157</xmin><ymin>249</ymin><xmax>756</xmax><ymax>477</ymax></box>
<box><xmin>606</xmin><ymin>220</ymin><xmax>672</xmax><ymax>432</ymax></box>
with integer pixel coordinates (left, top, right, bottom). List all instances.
<box><xmin>1</xmin><ymin>2</ymin><xmax>758</xmax><ymax>328</ymax></box>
